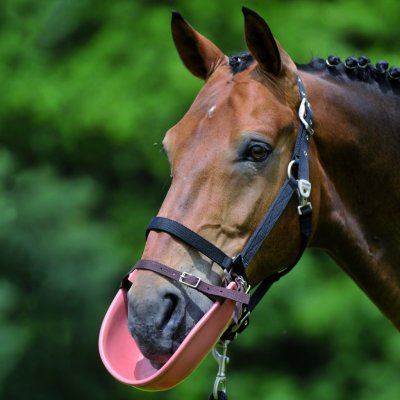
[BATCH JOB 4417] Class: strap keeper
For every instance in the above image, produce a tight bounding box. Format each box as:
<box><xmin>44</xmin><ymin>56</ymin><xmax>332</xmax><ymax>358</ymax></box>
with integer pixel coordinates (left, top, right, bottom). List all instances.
<box><xmin>230</xmin><ymin>255</ymin><xmax>248</xmax><ymax>281</ymax></box>
<box><xmin>297</xmin><ymin>202</ymin><xmax>312</xmax><ymax>216</ymax></box>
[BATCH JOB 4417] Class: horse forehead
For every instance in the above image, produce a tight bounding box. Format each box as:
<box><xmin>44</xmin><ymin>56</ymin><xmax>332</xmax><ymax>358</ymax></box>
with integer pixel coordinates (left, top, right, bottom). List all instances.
<box><xmin>191</xmin><ymin>76</ymin><xmax>234</xmax><ymax>114</ymax></box>
<box><xmin>175</xmin><ymin>77</ymin><xmax>272</xmax><ymax>135</ymax></box>
<box><xmin>194</xmin><ymin>73</ymin><xmax>264</xmax><ymax>111</ymax></box>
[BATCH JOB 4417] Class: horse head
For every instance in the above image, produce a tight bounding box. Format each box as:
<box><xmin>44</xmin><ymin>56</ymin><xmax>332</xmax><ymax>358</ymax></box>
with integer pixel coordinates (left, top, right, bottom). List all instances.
<box><xmin>127</xmin><ymin>8</ymin><xmax>319</xmax><ymax>368</ymax></box>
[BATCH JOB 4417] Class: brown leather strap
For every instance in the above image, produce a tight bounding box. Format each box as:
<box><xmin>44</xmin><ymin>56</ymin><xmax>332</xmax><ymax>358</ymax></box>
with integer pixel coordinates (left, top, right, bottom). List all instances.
<box><xmin>133</xmin><ymin>260</ymin><xmax>250</xmax><ymax>305</ymax></box>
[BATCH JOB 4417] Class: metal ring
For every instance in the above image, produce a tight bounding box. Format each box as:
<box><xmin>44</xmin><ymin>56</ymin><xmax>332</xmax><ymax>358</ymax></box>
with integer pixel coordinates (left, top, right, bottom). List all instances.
<box><xmin>287</xmin><ymin>160</ymin><xmax>297</xmax><ymax>179</ymax></box>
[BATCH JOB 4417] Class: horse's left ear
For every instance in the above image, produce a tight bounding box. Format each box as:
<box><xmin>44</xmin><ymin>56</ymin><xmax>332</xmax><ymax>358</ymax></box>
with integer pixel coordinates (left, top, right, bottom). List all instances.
<box><xmin>171</xmin><ymin>11</ymin><xmax>226</xmax><ymax>80</ymax></box>
<box><xmin>242</xmin><ymin>7</ymin><xmax>294</xmax><ymax>77</ymax></box>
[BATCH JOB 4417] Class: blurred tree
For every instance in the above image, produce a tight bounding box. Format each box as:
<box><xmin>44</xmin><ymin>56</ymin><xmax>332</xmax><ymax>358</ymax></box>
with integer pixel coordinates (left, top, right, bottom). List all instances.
<box><xmin>0</xmin><ymin>149</ymin><xmax>129</xmax><ymax>399</ymax></box>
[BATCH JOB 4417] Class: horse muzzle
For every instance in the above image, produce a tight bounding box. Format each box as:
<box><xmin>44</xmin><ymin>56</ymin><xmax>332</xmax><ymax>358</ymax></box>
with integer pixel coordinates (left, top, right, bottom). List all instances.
<box><xmin>126</xmin><ymin>274</ymin><xmax>194</xmax><ymax>369</ymax></box>
<box><xmin>98</xmin><ymin>270</ymin><xmax>238</xmax><ymax>390</ymax></box>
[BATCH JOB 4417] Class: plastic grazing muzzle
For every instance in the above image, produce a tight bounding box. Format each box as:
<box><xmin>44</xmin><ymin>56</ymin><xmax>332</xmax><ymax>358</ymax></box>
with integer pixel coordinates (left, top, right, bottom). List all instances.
<box><xmin>99</xmin><ymin>270</ymin><xmax>238</xmax><ymax>390</ymax></box>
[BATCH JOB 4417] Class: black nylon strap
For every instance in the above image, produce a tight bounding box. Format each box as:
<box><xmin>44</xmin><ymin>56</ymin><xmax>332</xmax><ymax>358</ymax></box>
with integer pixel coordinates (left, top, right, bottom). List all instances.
<box><xmin>294</xmin><ymin>77</ymin><xmax>313</xmax><ymax>182</ymax></box>
<box><xmin>240</xmin><ymin>176</ymin><xmax>298</xmax><ymax>267</ymax></box>
<box><xmin>221</xmin><ymin>203</ymin><xmax>313</xmax><ymax>341</ymax></box>
<box><xmin>147</xmin><ymin>217</ymin><xmax>233</xmax><ymax>270</ymax></box>
<box><xmin>236</xmin><ymin>77</ymin><xmax>312</xmax><ymax>269</ymax></box>
<box><xmin>247</xmin><ymin>204</ymin><xmax>312</xmax><ymax>313</ymax></box>
<box><xmin>220</xmin><ymin>78</ymin><xmax>314</xmax><ymax>340</ymax></box>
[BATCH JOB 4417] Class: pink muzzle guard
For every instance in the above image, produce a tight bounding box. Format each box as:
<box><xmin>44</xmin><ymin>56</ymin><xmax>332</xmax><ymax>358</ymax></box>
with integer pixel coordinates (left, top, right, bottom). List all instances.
<box><xmin>99</xmin><ymin>270</ymin><xmax>238</xmax><ymax>390</ymax></box>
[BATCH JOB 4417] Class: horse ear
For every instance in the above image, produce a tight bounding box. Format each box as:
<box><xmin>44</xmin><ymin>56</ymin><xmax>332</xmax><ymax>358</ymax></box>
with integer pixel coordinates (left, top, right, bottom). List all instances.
<box><xmin>171</xmin><ymin>11</ymin><xmax>226</xmax><ymax>80</ymax></box>
<box><xmin>242</xmin><ymin>7</ymin><xmax>289</xmax><ymax>77</ymax></box>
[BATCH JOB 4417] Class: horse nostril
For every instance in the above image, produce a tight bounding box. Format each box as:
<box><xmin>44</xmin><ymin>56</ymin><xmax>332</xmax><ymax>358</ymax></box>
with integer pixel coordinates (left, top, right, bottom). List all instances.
<box><xmin>156</xmin><ymin>293</ymin><xmax>179</xmax><ymax>329</ymax></box>
<box><xmin>156</xmin><ymin>288</ymin><xmax>185</xmax><ymax>332</ymax></box>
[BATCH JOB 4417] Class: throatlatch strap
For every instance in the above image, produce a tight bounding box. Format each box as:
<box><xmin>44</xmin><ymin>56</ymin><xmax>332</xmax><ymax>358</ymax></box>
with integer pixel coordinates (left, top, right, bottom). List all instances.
<box><xmin>147</xmin><ymin>217</ymin><xmax>233</xmax><ymax>270</ymax></box>
<box><xmin>133</xmin><ymin>260</ymin><xmax>250</xmax><ymax>305</ymax></box>
<box><xmin>247</xmin><ymin>204</ymin><xmax>312</xmax><ymax>314</ymax></box>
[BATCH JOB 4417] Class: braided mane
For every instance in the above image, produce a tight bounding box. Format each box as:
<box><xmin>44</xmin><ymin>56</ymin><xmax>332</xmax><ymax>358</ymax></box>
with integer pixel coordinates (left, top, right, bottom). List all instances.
<box><xmin>298</xmin><ymin>55</ymin><xmax>400</xmax><ymax>86</ymax></box>
<box><xmin>229</xmin><ymin>53</ymin><xmax>400</xmax><ymax>93</ymax></box>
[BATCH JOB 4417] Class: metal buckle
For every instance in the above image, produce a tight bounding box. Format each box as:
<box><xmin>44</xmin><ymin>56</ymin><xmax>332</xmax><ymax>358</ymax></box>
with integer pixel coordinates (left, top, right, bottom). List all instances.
<box><xmin>287</xmin><ymin>159</ymin><xmax>297</xmax><ymax>179</ymax></box>
<box><xmin>221</xmin><ymin>306</ymin><xmax>251</xmax><ymax>342</ymax></box>
<box><xmin>297</xmin><ymin>179</ymin><xmax>312</xmax><ymax>215</ymax></box>
<box><xmin>298</xmin><ymin>97</ymin><xmax>314</xmax><ymax>136</ymax></box>
<box><xmin>235</xmin><ymin>275</ymin><xmax>251</xmax><ymax>294</ymax></box>
<box><xmin>298</xmin><ymin>179</ymin><xmax>311</xmax><ymax>199</ymax></box>
<box><xmin>179</xmin><ymin>272</ymin><xmax>201</xmax><ymax>288</ymax></box>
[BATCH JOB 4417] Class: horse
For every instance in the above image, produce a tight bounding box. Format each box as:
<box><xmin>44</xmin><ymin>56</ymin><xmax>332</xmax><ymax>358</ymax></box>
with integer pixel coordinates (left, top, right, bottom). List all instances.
<box><xmin>126</xmin><ymin>7</ymin><xmax>400</xmax><ymax>372</ymax></box>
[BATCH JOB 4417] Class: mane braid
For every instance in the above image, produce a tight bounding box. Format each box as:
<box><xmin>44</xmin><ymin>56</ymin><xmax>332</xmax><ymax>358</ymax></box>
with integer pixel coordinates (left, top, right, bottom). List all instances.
<box><xmin>297</xmin><ymin>55</ymin><xmax>400</xmax><ymax>94</ymax></box>
<box><xmin>229</xmin><ymin>51</ymin><xmax>399</xmax><ymax>95</ymax></box>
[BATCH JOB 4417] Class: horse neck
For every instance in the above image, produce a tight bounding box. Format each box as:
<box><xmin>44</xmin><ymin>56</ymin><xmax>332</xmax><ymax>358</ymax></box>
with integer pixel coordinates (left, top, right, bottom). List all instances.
<box><xmin>301</xmin><ymin>71</ymin><xmax>400</xmax><ymax>329</ymax></box>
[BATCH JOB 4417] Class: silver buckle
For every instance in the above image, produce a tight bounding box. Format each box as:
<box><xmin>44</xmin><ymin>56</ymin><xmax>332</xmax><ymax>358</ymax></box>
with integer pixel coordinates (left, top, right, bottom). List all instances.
<box><xmin>235</xmin><ymin>275</ymin><xmax>251</xmax><ymax>294</ymax></box>
<box><xmin>179</xmin><ymin>272</ymin><xmax>201</xmax><ymax>288</ymax></box>
<box><xmin>298</xmin><ymin>179</ymin><xmax>311</xmax><ymax>199</ymax></box>
<box><xmin>297</xmin><ymin>179</ymin><xmax>312</xmax><ymax>215</ymax></box>
<box><xmin>298</xmin><ymin>97</ymin><xmax>314</xmax><ymax>136</ymax></box>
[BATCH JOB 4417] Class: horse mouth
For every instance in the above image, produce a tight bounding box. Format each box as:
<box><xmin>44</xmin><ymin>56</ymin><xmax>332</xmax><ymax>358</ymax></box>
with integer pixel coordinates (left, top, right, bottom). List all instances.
<box><xmin>147</xmin><ymin>353</ymin><xmax>171</xmax><ymax>369</ymax></box>
<box><xmin>127</xmin><ymin>272</ymin><xmax>213</xmax><ymax>370</ymax></box>
<box><xmin>128</xmin><ymin>307</ymin><xmax>194</xmax><ymax>370</ymax></box>
<box><xmin>138</xmin><ymin>328</ymin><xmax>191</xmax><ymax>369</ymax></box>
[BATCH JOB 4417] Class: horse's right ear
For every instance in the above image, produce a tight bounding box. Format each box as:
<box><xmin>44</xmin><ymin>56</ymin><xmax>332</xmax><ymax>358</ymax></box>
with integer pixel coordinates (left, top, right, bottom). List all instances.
<box><xmin>171</xmin><ymin>11</ymin><xmax>226</xmax><ymax>80</ymax></box>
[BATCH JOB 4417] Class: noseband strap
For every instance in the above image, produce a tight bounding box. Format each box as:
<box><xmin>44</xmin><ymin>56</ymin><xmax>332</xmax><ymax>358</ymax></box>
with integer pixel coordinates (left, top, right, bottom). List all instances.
<box><xmin>146</xmin><ymin>217</ymin><xmax>233</xmax><ymax>270</ymax></box>
<box><xmin>127</xmin><ymin>76</ymin><xmax>314</xmax><ymax>336</ymax></box>
<box><xmin>131</xmin><ymin>260</ymin><xmax>250</xmax><ymax>305</ymax></box>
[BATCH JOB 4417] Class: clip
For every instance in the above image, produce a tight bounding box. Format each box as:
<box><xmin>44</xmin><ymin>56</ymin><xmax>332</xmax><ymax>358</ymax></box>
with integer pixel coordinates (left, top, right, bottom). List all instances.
<box><xmin>212</xmin><ymin>341</ymin><xmax>230</xmax><ymax>400</ymax></box>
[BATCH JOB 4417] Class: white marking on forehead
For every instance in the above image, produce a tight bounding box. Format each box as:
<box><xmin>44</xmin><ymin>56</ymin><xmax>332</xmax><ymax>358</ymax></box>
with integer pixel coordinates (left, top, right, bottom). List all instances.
<box><xmin>207</xmin><ymin>105</ymin><xmax>217</xmax><ymax>118</ymax></box>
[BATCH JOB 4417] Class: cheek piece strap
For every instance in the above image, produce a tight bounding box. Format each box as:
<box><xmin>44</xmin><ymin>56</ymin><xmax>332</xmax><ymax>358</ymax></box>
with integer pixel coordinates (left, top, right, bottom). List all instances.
<box><xmin>122</xmin><ymin>76</ymin><xmax>314</xmax><ymax>341</ymax></box>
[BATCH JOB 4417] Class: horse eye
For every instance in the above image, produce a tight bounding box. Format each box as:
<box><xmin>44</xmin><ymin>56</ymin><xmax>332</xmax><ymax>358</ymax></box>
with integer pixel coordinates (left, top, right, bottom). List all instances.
<box><xmin>245</xmin><ymin>143</ymin><xmax>271</xmax><ymax>162</ymax></box>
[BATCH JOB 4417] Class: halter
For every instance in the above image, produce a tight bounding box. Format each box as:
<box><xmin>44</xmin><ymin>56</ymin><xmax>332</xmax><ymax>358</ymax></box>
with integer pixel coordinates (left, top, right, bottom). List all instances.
<box><xmin>123</xmin><ymin>75</ymin><xmax>313</xmax><ymax>322</ymax></box>
<box><xmin>120</xmin><ymin>76</ymin><xmax>314</xmax><ymax>398</ymax></box>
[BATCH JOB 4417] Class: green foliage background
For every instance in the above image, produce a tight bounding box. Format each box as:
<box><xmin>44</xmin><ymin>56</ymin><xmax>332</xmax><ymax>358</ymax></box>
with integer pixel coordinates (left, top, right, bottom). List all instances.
<box><xmin>1</xmin><ymin>1</ymin><xmax>399</xmax><ymax>399</ymax></box>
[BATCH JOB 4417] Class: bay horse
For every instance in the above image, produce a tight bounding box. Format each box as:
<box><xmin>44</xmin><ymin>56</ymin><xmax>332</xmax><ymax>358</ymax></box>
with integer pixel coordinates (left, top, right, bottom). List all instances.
<box><xmin>126</xmin><ymin>7</ymin><xmax>400</xmax><ymax>373</ymax></box>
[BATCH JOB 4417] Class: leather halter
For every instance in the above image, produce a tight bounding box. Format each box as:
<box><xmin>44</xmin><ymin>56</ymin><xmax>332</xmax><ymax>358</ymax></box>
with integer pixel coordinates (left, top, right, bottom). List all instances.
<box><xmin>122</xmin><ymin>76</ymin><xmax>314</xmax><ymax>339</ymax></box>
